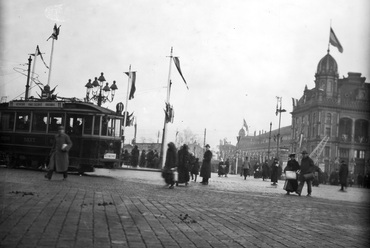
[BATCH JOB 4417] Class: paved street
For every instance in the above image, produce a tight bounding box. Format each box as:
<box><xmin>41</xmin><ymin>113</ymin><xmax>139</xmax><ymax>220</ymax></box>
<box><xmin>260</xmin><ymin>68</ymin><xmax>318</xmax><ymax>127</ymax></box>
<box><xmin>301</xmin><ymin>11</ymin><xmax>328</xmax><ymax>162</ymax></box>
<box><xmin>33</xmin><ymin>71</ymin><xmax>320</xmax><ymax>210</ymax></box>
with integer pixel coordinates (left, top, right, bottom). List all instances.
<box><xmin>1</xmin><ymin>167</ymin><xmax>369</xmax><ymax>248</ymax></box>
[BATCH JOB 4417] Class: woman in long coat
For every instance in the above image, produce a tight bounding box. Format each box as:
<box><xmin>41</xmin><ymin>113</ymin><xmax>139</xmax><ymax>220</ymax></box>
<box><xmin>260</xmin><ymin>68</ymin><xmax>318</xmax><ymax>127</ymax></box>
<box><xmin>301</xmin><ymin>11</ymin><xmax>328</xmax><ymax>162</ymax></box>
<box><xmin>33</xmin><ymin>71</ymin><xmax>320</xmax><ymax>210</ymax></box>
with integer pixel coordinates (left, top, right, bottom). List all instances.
<box><xmin>270</xmin><ymin>158</ymin><xmax>279</xmax><ymax>186</ymax></box>
<box><xmin>45</xmin><ymin>126</ymin><xmax>72</xmax><ymax>180</ymax></box>
<box><xmin>283</xmin><ymin>153</ymin><xmax>300</xmax><ymax>194</ymax></box>
<box><xmin>177</xmin><ymin>144</ymin><xmax>191</xmax><ymax>185</ymax></box>
<box><xmin>339</xmin><ymin>160</ymin><xmax>349</xmax><ymax>191</ymax></box>
<box><xmin>162</xmin><ymin>142</ymin><xmax>177</xmax><ymax>188</ymax></box>
<box><xmin>200</xmin><ymin>144</ymin><xmax>212</xmax><ymax>185</ymax></box>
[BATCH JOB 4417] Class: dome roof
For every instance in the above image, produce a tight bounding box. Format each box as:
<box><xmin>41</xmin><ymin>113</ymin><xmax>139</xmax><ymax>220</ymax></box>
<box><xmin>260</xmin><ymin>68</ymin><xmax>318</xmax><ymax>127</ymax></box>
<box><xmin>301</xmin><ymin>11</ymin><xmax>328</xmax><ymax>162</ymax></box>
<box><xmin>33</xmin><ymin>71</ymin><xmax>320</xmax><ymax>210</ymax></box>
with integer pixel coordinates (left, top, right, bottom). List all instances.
<box><xmin>316</xmin><ymin>52</ymin><xmax>338</xmax><ymax>75</ymax></box>
<box><xmin>238</xmin><ymin>128</ymin><xmax>246</xmax><ymax>137</ymax></box>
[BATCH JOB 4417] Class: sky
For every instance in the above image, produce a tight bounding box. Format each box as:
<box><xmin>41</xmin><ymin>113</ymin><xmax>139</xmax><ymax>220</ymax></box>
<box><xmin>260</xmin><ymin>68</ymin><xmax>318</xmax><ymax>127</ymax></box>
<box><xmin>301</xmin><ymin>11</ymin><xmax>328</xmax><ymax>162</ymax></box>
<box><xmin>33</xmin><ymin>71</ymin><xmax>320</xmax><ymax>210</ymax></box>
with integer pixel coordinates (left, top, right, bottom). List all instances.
<box><xmin>1</xmin><ymin>0</ymin><xmax>370</xmax><ymax>150</ymax></box>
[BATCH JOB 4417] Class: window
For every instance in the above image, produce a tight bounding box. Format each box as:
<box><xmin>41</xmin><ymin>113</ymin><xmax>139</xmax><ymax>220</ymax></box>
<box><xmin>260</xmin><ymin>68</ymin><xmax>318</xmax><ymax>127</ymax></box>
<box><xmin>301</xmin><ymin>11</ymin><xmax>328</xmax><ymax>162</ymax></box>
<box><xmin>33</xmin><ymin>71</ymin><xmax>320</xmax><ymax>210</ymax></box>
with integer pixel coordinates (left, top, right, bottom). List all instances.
<box><xmin>355</xmin><ymin>150</ymin><xmax>365</xmax><ymax>159</ymax></box>
<box><xmin>83</xmin><ymin>115</ymin><xmax>93</xmax><ymax>135</ymax></box>
<box><xmin>325</xmin><ymin>127</ymin><xmax>331</xmax><ymax>137</ymax></box>
<box><xmin>339</xmin><ymin>148</ymin><xmax>349</xmax><ymax>158</ymax></box>
<box><xmin>324</xmin><ymin>146</ymin><xmax>330</xmax><ymax>157</ymax></box>
<box><xmin>48</xmin><ymin>113</ymin><xmax>63</xmax><ymax>133</ymax></box>
<box><xmin>66</xmin><ymin>114</ymin><xmax>83</xmax><ymax>135</ymax></box>
<box><xmin>326</xmin><ymin>113</ymin><xmax>332</xmax><ymax>124</ymax></box>
<box><xmin>15</xmin><ymin>112</ymin><xmax>31</xmax><ymax>132</ymax></box>
<box><xmin>94</xmin><ymin>116</ymin><xmax>101</xmax><ymax>135</ymax></box>
<box><xmin>0</xmin><ymin>112</ymin><xmax>15</xmax><ymax>131</ymax></box>
<box><xmin>32</xmin><ymin>112</ymin><xmax>47</xmax><ymax>132</ymax></box>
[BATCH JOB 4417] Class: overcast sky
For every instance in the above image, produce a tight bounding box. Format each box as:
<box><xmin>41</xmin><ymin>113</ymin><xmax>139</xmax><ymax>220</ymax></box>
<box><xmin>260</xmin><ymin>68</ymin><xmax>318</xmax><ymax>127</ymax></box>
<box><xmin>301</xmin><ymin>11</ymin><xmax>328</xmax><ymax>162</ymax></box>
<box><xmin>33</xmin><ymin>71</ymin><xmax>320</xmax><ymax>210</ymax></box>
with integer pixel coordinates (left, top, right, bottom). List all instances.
<box><xmin>1</xmin><ymin>0</ymin><xmax>369</xmax><ymax>149</ymax></box>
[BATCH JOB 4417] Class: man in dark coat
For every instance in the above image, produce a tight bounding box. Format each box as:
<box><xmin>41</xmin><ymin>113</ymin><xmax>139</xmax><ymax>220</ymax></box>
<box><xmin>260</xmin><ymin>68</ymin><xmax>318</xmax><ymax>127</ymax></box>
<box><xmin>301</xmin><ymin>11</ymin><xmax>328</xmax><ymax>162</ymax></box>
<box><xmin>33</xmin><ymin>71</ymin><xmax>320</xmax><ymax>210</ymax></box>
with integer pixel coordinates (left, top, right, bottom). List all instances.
<box><xmin>139</xmin><ymin>150</ymin><xmax>146</xmax><ymax>167</ymax></box>
<box><xmin>283</xmin><ymin>153</ymin><xmax>300</xmax><ymax>194</ymax></box>
<box><xmin>262</xmin><ymin>161</ymin><xmax>270</xmax><ymax>181</ymax></box>
<box><xmin>339</xmin><ymin>160</ymin><xmax>349</xmax><ymax>192</ymax></box>
<box><xmin>200</xmin><ymin>144</ymin><xmax>212</xmax><ymax>185</ymax></box>
<box><xmin>45</xmin><ymin>126</ymin><xmax>73</xmax><ymax>180</ymax></box>
<box><xmin>296</xmin><ymin>150</ymin><xmax>315</xmax><ymax>196</ymax></box>
<box><xmin>130</xmin><ymin>145</ymin><xmax>140</xmax><ymax>167</ymax></box>
<box><xmin>162</xmin><ymin>142</ymin><xmax>177</xmax><ymax>189</ymax></box>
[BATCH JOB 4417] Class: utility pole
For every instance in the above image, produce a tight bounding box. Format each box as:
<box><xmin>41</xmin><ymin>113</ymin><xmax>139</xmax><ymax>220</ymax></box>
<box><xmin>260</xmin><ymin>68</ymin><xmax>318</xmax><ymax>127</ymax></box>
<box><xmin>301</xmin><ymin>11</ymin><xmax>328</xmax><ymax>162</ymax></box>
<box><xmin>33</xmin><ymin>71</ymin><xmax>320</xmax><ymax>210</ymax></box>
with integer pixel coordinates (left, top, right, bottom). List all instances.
<box><xmin>25</xmin><ymin>56</ymin><xmax>32</xmax><ymax>100</ymax></box>
<box><xmin>267</xmin><ymin>122</ymin><xmax>272</xmax><ymax>161</ymax></box>
<box><xmin>275</xmin><ymin>97</ymin><xmax>286</xmax><ymax>159</ymax></box>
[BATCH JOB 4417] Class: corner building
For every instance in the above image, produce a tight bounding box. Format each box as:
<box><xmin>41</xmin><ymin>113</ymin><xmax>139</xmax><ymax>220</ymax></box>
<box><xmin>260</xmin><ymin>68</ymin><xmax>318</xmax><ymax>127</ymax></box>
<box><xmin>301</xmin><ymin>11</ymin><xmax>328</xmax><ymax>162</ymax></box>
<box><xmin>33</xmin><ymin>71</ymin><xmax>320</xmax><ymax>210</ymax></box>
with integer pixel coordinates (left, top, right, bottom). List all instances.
<box><xmin>291</xmin><ymin>51</ymin><xmax>370</xmax><ymax>175</ymax></box>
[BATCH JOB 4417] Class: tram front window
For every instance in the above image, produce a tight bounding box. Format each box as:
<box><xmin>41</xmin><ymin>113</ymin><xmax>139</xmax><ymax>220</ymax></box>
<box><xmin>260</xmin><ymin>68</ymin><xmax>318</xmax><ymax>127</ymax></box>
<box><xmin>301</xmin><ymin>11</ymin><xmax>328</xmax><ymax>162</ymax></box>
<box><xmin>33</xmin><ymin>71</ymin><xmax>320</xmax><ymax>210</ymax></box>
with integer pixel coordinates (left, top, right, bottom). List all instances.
<box><xmin>94</xmin><ymin>116</ymin><xmax>101</xmax><ymax>135</ymax></box>
<box><xmin>48</xmin><ymin>114</ymin><xmax>63</xmax><ymax>133</ymax></box>
<box><xmin>32</xmin><ymin>112</ymin><xmax>47</xmax><ymax>132</ymax></box>
<box><xmin>15</xmin><ymin>112</ymin><xmax>31</xmax><ymax>132</ymax></box>
<box><xmin>0</xmin><ymin>112</ymin><xmax>15</xmax><ymax>131</ymax></box>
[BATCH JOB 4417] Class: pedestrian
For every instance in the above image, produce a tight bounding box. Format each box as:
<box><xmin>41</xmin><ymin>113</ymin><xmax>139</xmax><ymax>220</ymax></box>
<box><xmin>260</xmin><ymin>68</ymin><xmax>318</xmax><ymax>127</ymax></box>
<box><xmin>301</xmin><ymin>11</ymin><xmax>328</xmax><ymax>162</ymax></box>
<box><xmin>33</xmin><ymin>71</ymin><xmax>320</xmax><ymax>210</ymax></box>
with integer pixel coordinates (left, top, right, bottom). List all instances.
<box><xmin>262</xmin><ymin>161</ymin><xmax>270</xmax><ymax>181</ymax></box>
<box><xmin>283</xmin><ymin>153</ymin><xmax>300</xmax><ymax>195</ymax></box>
<box><xmin>177</xmin><ymin>144</ymin><xmax>191</xmax><ymax>186</ymax></box>
<box><xmin>130</xmin><ymin>145</ymin><xmax>140</xmax><ymax>167</ymax></box>
<box><xmin>339</xmin><ymin>160</ymin><xmax>349</xmax><ymax>192</ymax></box>
<box><xmin>270</xmin><ymin>158</ymin><xmax>279</xmax><ymax>186</ymax></box>
<box><xmin>139</xmin><ymin>149</ymin><xmax>146</xmax><ymax>167</ymax></box>
<box><xmin>296</xmin><ymin>150</ymin><xmax>315</xmax><ymax>196</ymax></box>
<box><xmin>44</xmin><ymin>126</ymin><xmax>73</xmax><ymax>180</ymax></box>
<box><xmin>162</xmin><ymin>142</ymin><xmax>177</xmax><ymax>189</ymax></box>
<box><xmin>200</xmin><ymin>144</ymin><xmax>212</xmax><ymax>185</ymax></box>
<box><xmin>218</xmin><ymin>158</ymin><xmax>225</xmax><ymax>177</ymax></box>
<box><xmin>224</xmin><ymin>158</ymin><xmax>230</xmax><ymax>177</ymax></box>
<box><xmin>242</xmin><ymin>157</ymin><xmax>251</xmax><ymax>180</ymax></box>
<box><xmin>191</xmin><ymin>157</ymin><xmax>200</xmax><ymax>182</ymax></box>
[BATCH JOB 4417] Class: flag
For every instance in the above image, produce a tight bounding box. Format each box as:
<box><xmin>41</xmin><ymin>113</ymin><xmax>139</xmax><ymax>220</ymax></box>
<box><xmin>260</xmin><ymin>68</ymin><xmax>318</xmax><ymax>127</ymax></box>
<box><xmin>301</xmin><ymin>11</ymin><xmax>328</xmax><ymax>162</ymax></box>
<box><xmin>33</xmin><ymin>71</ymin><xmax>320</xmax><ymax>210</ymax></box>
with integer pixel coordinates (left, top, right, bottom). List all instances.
<box><xmin>164</xmin><ymin>103</ymin><xmax>174</xmax><ymax>123</ymax></box>
<box><xmin>125</xmin><ymin>71</ymin><xmax>136</xmax><ymax>100</ymax></box>
<box><xmin>292</xmin><ymin>97</ymin><xmax>296</xmax><ymax>107</ymax></box>
<box><xmin>275</xmin><ymin>103</ymin><xmax>278</xmax><ymax>116</ymax></box>
<box><xmin>329</xmin><ymin>27</ymin><xmax>343</xmax><ymax>53</ymax></box>
<box><xmin>31</xmin><ymin>46</ymin><xmax>49</xmax><ymax>69</ymax></box>
<box><xmin>47</xmin><ymin>24</ymin><xmax>60</xmax><ymax>41</ymax></box>
<box><xmin>173</xmin><ymin>57</ymin><xmax>189</xmax><ymax>89</ymax></box>
<box><xmin>243</xmin><ymin>119</ymin><xmax>248</xmax><ymax>132</ymax></box>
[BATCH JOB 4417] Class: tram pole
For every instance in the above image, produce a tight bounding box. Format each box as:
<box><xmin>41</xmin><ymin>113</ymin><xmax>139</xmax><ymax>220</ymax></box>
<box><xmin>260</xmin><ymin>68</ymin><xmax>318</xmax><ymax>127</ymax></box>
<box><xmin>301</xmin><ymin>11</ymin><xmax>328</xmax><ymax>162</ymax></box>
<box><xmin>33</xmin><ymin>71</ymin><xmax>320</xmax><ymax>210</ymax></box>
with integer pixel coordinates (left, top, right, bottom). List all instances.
<box><xmin>25</xmin><ymin>56</ymin><xmax>32</xmax><ymax>100</ymax></box>
<box><xmin>29</xmin><ymin>46</ymin><xmax>39</xmax><ymax>98</ymax></box>
<box><xmin>122</xmin><ymin>65</ymin><xmax>131</xmax><ymax>153</ymax></box>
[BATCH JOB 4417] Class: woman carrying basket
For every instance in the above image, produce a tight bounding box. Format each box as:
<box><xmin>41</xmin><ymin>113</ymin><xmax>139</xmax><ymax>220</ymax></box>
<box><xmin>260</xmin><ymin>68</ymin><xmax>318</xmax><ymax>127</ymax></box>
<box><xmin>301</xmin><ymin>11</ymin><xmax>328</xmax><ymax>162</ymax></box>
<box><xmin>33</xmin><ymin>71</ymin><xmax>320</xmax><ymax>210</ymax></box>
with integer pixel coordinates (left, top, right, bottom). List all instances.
<box><xmin>283</xmin><ymin>153</ymin><xmax>300</xmax><ymax>195</ymax></box>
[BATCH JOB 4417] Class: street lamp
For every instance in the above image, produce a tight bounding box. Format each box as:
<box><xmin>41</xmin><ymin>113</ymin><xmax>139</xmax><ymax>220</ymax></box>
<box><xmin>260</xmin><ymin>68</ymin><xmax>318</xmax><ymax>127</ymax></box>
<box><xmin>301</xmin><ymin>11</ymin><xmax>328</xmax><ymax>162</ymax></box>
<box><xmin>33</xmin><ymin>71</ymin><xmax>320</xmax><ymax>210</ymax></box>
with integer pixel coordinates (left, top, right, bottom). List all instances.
<box><xmin>85</xmin><ymin>72</ymin><xmax>118</xmax><ymax>106</ymax></box>
<box><xmin>275</xmin><ymin>96</ymin><xmax>286</xmax><ymax>159</ymax></box>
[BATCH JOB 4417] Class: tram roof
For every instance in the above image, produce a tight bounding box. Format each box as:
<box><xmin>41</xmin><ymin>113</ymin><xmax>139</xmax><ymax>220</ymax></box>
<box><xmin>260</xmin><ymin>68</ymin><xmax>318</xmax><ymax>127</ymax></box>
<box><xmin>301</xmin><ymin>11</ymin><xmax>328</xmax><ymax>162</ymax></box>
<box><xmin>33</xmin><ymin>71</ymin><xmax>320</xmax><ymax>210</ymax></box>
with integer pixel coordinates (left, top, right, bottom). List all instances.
<box><xmin>0</xmin><ymin>100</ymin><xmax>120</xmax><ymax>116</ymax></box>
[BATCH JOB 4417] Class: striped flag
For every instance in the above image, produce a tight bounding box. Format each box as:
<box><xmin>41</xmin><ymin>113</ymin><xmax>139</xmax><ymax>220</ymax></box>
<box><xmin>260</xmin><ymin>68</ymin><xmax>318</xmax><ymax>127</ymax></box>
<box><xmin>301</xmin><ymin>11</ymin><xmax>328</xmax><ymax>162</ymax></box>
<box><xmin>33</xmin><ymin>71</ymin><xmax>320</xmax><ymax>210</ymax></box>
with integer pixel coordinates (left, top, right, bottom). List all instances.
<box><xmin>125</xmin><ymin>71</ymin><xmax>136</xmax><ymax>100</ymax></box>
<box><xmin>329</xmin><ymin>28</ymin><xmax>343</xmax><ymax>53</ymax></box>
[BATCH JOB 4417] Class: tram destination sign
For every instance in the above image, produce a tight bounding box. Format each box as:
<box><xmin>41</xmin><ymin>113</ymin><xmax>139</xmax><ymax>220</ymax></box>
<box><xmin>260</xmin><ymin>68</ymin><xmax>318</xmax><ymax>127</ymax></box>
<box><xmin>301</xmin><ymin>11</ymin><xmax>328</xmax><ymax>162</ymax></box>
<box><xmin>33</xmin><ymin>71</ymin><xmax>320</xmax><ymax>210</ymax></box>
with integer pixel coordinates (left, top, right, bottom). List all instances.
<box><xmin>9</xmin><ymin>101</ymin><xmax>64</xmax><ymax>108</ymax></box>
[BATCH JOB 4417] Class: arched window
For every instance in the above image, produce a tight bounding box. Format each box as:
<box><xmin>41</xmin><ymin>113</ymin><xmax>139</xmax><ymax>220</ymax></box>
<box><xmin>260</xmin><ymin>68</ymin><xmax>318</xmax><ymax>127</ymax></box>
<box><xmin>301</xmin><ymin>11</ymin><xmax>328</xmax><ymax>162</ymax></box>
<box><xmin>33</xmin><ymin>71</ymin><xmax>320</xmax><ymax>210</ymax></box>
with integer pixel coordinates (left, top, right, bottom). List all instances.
<box><xmin>326</xmin><ymin>113</ymin><xmax>332</xmax><ymax>124</ymax></box>
<box><xmin>354</xmin><ymin>119</ymin><xmax>369</xmax><ymax>143</ymax></box>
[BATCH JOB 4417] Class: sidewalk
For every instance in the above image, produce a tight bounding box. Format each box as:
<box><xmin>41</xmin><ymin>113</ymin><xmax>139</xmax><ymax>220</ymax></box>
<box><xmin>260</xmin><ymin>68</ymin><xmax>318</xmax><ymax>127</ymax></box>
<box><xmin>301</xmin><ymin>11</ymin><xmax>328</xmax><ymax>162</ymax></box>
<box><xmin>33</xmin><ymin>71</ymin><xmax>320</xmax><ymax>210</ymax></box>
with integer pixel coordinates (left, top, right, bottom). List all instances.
<box><xmin>1</xmin><ymin>168</ymin><xmax>369</xmax><ymax>248</ymax></box>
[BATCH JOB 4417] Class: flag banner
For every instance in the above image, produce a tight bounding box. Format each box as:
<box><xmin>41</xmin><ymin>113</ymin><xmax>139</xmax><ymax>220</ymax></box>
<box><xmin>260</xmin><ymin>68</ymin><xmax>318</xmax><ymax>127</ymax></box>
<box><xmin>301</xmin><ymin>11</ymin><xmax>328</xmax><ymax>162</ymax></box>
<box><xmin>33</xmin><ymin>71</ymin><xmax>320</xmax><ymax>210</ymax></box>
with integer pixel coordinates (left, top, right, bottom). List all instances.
<box><xmin>164</xmin><ymin>103</ymin><xmax>174</xmax><ymax>123</ymax></box>
<box><xmin>125</xmin><ymin>71</ymin><xmax>136</xmax><ymax>100</ymax></box>
<box><xmin>173</xmin><ymin>57</ymin><xmax>189</xmax><ymax>89</ymax></box>
<box><xmin>275</xmin><ymin>104</ymin><xmax>278</xmax><ymax>116</ymax></box>
<box><xmin>47</xmin><ymin>24</ymin><xmax>60</xmax><ymax>41</ymax></box>
<box><xmin>329</xmin><ymin>28</ymin><xmax>343</xmax><ymax>53</ymax></box>
<box><xmin>31</xmin><ymin>46</ymin><xmax>49</xmax><ymax>69</ymax></box>
<box><xmin>243</xmin><ymin>119</ymin><xmax>249</xmax><ymax>132</ymax></box>
<box><xmin>292</xmin><ymin>97</ymin><xmax>296</xmax><ymax>107</ymax></box>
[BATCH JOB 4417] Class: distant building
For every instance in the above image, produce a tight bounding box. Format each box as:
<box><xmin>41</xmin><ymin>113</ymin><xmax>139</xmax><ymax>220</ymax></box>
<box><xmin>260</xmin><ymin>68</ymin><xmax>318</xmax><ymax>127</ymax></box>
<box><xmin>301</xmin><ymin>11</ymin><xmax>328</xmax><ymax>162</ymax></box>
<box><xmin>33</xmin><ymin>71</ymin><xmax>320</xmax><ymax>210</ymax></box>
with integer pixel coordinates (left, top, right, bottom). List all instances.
<box><xmin>291</xmin><ymin>51</ymin><xmax>370</xmax><ymax>175</ymax></box>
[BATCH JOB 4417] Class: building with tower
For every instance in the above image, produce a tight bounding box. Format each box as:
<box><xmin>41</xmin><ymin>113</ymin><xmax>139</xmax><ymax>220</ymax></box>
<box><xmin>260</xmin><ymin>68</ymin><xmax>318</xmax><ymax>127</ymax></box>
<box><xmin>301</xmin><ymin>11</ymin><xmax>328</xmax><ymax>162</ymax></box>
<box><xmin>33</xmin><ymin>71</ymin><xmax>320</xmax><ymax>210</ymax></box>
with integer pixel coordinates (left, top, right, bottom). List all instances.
<box><xmin>291</xmin><ymin>51</ymin><xmax>370</xmax><ymax>175</ymax></box>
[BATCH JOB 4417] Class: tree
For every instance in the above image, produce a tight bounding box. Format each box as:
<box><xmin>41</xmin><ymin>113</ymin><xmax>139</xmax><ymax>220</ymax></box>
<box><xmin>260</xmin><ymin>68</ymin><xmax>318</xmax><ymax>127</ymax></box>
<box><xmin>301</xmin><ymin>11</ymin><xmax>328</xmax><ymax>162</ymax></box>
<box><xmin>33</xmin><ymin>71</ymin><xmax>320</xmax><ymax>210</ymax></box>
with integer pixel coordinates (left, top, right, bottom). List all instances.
<box><xmin>175</xmin><ymin>127</ymin><xmax>199</xmax><ymax>147</ymax></box>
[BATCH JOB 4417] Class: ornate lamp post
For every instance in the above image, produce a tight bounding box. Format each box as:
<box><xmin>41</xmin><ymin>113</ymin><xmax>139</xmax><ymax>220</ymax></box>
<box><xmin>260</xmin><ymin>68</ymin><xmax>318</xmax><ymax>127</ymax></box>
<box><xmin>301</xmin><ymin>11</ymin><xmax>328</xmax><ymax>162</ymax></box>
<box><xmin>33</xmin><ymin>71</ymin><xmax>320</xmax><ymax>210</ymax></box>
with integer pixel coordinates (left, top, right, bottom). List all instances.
<box><xmin>85</xmin><ymin>72</ymin><xmax>118</xmax><ymax>106</ymax></box>
<box><xmin>275</xmin><ymin>96</ymin><xmax>286</xmax><ymax>159</ymax></box>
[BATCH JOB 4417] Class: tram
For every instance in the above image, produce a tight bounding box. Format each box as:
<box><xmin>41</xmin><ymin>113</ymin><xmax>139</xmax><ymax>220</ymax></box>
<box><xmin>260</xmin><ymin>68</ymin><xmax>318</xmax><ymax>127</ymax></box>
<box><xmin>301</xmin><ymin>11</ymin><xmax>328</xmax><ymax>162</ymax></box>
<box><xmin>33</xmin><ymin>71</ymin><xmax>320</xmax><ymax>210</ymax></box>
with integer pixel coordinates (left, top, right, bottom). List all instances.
<box><xmin>0</xmin><ymin>95</ymin><xmax>126</xmax><ymax>173</ymax></box>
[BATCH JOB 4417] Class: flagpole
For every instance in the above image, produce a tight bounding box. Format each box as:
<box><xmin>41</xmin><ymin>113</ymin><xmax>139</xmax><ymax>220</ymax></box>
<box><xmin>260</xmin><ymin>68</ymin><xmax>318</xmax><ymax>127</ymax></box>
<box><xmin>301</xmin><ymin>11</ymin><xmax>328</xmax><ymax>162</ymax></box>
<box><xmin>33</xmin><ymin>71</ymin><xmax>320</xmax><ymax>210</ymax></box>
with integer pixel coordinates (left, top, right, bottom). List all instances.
<box><xmin>160</xmin><ymin>47</ymin><xmax>173</xmax><ymax>168</ymax></box>
<box><xmin>29</xmin><ymin>46</ymin><xmax>39</xmax><ymax>97</ymax></box>
<box><xmin>122</xmin><ymin>65</ymin><xmax>131</xmax><ymax>144</ymax></box>
<box><xmin>47</xmin><ymin>38</ymin><xmax>55</xmax><ymax>86</ymax></box>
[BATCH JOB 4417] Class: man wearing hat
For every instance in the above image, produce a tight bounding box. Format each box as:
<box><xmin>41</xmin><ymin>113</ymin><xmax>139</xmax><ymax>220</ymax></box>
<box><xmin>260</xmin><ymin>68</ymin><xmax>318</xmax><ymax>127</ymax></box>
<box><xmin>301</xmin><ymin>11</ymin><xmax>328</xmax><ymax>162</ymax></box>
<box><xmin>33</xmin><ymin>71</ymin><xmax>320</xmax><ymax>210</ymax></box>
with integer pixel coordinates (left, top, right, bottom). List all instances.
<box><xmin>296</xmin><ymin>150</ymin><xmax>315</xmax><ymax>196</ymax></box>
<box><xmin>338</xmin><ymin>160</ymin><xmax>349</xmax><ymax>192</ymax></box>
<box><xmin>200</xmin><ymin>144</ymin><xmax>212</xmax><ymax>185</ymax></box>
<box><xmin>45</xmin><ymin>125</ymin><xmax>73</xmax><ymax>180</ymax></box>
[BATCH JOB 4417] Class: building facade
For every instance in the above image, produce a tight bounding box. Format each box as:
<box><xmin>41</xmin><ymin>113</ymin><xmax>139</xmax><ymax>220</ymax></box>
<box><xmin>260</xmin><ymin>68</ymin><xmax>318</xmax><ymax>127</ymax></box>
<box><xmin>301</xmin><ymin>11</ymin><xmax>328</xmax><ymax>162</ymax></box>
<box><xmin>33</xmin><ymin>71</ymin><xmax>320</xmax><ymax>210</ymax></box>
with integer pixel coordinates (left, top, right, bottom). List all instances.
<box><xmin>291</xmin><ymin>51</ymin><xmax>370</xmax><ymax>175</ymax></box>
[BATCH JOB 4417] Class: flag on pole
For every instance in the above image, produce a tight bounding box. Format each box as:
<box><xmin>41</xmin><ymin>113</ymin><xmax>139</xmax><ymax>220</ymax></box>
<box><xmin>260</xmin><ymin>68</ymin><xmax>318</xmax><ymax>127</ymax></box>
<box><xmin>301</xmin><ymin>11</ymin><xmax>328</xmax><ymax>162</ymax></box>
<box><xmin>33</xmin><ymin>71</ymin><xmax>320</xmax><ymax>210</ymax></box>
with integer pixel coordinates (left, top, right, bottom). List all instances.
<box><xmin>31</xmin><ymin>46</ymin><xmax>49</xmax><ymax>69</ymax></box>
<box><xmin>125</xmin><ymin>71</ymin><xmax>136</xmax><ymax>100</ymax></box>
<box><xmin>243</xmin><ymin>119</ymin><xmax>249</xmax><ymax>132</ymax></box>
<box><xmin>173</xmin><ymin>57</ymin><xmax>189</xmax><ymax>89</ymax></box>
<box><xmin>47</xmin><ymin>24</ymin><xmax>61</xmax><ymax>41</ymax></box>
<box><xmin>329</xmin><ymin>28</ymin><xmax>343</xmax><ymax>53</ymax></box>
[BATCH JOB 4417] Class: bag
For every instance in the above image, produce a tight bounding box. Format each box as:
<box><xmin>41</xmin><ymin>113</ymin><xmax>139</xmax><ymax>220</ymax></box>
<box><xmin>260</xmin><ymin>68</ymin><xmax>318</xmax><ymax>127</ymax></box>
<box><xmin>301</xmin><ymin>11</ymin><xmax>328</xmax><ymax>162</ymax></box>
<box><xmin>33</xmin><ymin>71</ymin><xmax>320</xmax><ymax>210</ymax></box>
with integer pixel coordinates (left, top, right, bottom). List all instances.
<box><xmin>285</xmin><ymin>171</ymin><xmax>297</xmax><ymax>180</ymax></box>
<box><xmin>303</xmin><ymin>172</ymin><xmax>315</xmax><ymax>180</ymax></box>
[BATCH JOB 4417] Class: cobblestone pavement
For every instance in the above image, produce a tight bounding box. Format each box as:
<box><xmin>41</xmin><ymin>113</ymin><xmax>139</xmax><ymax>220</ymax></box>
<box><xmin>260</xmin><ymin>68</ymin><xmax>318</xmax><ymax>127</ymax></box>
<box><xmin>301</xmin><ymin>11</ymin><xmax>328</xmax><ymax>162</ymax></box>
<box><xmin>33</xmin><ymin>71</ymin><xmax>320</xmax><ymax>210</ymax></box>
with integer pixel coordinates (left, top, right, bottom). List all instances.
<box><xmin>0</xmin><ymin>168</ymin><xmax>369</xmax><ymax>248</ymax></box>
